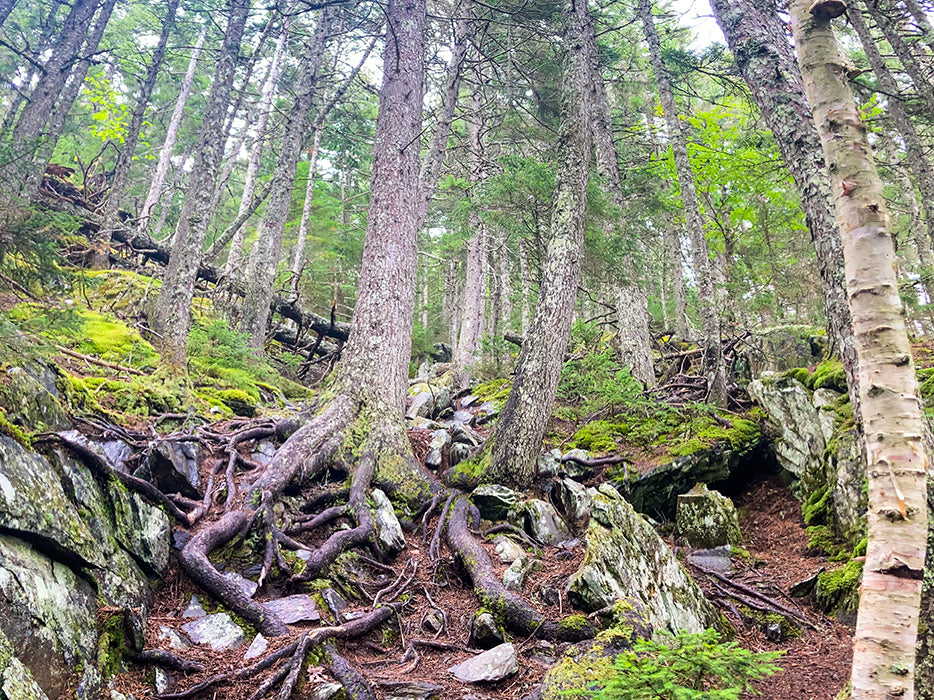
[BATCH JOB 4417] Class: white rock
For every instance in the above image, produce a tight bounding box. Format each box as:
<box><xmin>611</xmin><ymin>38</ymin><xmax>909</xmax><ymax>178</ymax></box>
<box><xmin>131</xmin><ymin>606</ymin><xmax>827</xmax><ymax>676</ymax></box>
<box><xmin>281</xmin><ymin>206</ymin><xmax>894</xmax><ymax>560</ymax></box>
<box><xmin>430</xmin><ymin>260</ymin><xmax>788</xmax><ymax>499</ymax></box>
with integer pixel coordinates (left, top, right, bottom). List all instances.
<box><xmin>181</xmin><ymin>613</ymin><xmax>245</xmax><ymax>651</ymax></box>
<box><xmin>244</xmin><ymin>633</ymin><xmax>268</xmax><ymax>660</ymax></box>
<box><xmin>448</xmin><ymin>643</ymin><xmax>518</xmax><ymax>683</ymax></box>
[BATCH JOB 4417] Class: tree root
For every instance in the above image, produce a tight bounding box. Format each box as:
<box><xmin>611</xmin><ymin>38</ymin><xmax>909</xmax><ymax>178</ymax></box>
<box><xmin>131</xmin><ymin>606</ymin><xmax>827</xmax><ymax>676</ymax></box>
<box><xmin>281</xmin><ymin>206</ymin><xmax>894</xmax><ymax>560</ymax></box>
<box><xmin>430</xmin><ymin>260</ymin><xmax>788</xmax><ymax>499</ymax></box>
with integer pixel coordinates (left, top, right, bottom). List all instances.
<box><xmin>446</xmin><ymin>496</ymin><xmax>596</xmax><ymax>642</ymax></box>
<box><xmin>325</xmin><ymin>642</ymin><xmax>377</xmax><ymax>700</ymax></box>
<box><xmin>131</xmin><ymin>649</ymin><xmax>205</xmax><ymax>673</ymax></box>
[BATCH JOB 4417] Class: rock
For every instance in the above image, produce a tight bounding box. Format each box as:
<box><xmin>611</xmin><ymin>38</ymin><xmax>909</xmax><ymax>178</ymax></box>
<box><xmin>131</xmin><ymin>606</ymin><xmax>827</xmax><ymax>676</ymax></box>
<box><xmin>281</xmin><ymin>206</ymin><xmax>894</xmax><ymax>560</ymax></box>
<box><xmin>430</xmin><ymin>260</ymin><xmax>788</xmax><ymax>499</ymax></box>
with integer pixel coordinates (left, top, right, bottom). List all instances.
<box><xmin>261</xmin><ymin>595</ymin><xmax>321</xmax><ymax>624</ymax></box>
<box><xmin>371</xmin><ymin>488</ymin><xmax>406</xmax><ymax>553</ymax></box>
<box><xmin>410</xmin><ymin>416</ymin><xmax>444</xmax><ymax>430</ymax></box>
<box><xmin>451</xmin><ymin>410</ymin><xmax>474</xmax><ymax>425</ymax></box>
<box><xmin>537</xmin><ymin>449</ymin><xmax>562</xmax><ymax>479</ymax></box>
<box><xmin>503</xmin><ymin>555</ymin><xmax>542</xmax><ymax>591</ymax></box>
<box><xmin>764</xmin><ymin>622</ymin><xmax>783</xmax><ymax>642</ymax></box>
<box><xmin>252</xmin><ymin>440</ymin><xmax>277</xmax><ymax>466</ymax></box>
<box><xmin>181</xmin><ymin>613</ymin><xmax>245</xmax><ymax>651</ymax></box>
<box><xmin>431</xmin><ymin>342</ymin><xmax>453</xmax><ymax>363</ymax></box>
<box><xmin>425</xmin><ymin>430</ymin><xmax>451</xmax><ymax>469</ymax></box>
<box><xmin>0</xmin><ymin>364</ymin><xmax>69</xmax><ymax>433</ymax></box>
<box><xmin>686</xmin><ymin>545</ymin><xmax>733</xmax><ymax>573</ymax></box>
<box><xmin>508</xmin><ymin>499</ymin><xmax>572</xmax><ymax>545</ymax></box>
<box><xmin>448</xmin><ymin>643</ymin><xmax>518</xmax><ymax>683</ymax></box>
<box><xmin>145</xmin><ymin>440</ymin><xmax>202</xmax><ymax>500</ymax></box>
<box><xmin>559</xmin><ymin>449</ymin><xmax>593</xmax><ymax>481</ymax></box>
<box><xmin>154</xmin><ymin>668</ymin><xmax>173</xmax><ymax>694</ymax></box>
<box><xmin>0</xmin><ymin>630</ymin><xmax>52</xmax><ymax>700</ymax></box>
<box><xmin>474</xmin><ymin>401</ymin><xmax>500</xmax><ymax>425</ymax></box>
<box><xmin>244</xmin><ymin>634</ymin><xmax>268</xmax><ymax>660</ymax></box>
<box><xmin>471</xmin><ymin>485</ymin><xmax>519</xmax><ymax>521</ymax></box>
<box><xmin>469</xmin><ymin>611</ymin><xmax>505</xmax><ymax>649</ymax></box>
<box><xmin>493</xmin><ymin>535</ymin><xmax>525</xmax><ymax>563</ymax></box>
<box><xmin>407</xmin><ymin>391</ymin><xmax>434</xmax><ymax>420</ymax></box>
<box><xmin>831</xmin><ymin>428</ymin><xmax>866</xmax><ymax>545</ymax></box>
<box><xmin>676</xmin><ymin>483</ymin><xmax>742</xmax><ymax>549</ymax></box>
<box><xmin>551</xmin><ymin>478</ymin><xmax>593</xmax><ymax>527</ymax></box>
<box><xmin>309</xmin><ymin>683</ymin><xmax>343</xmax><ymax>700</ymax></box>
<box><xmin>748</xmin><ymin>377</ymin><xmax>823</xmax><ymax>479</ymax></box>
<box><xmin>182</xmin><ymin>595</ymin><xmax>206</xmax><ymax>619</ymax></box>
<box><xmin>172</xmin><ymin>529</ymin><xmax>191</xmax><ymax>550</ymax></box>
<box><xmin>100</xmin><ymin>439</ymin><xmax>134</xmax><ymax>473</ymax></box>
<box><xmin>406</xmin><ymin>384</ymin><xmax>451</xmax><ymax>420</ymax></box>
<box><xmin>158</xmin><ymin>626</ymin><xmax>189</xmax><ymax>651</ymax></box>
<box><xmin>460</xmin><ymin>395</ymin><xmax>479</xmax><ymax>408</ymax></box>
<box><xmin>789</xmin><ymin>570</ymin><xmax>822</xmax><ymax>598</ymax></box>
<box><xmin>222</xmin><ymin>571</ymin><xmax>258</xmax><ymax>598</ymax></box>
<box><xmin>381</xmin><ymin>681</ymin><xmax>444</xmax><ymax>700</ymax></box>
<box><xmin>567</xmin><ymin>484</ymin><xmax>720</xmax><ymax>634</ymax></box>
<box><xmin>450</xmin><ymin>443</ymin><xmax>472</xmax><ymax>466</ymax></box>
<box><xmin>451</xmin><ymin>424</ymin><xmax>482</xmax><ymax>446</ymax></box>
<box><xmin>321</xmin><ymin>588</ymin><xmax>348</xmax><ymax>619</ymax></box>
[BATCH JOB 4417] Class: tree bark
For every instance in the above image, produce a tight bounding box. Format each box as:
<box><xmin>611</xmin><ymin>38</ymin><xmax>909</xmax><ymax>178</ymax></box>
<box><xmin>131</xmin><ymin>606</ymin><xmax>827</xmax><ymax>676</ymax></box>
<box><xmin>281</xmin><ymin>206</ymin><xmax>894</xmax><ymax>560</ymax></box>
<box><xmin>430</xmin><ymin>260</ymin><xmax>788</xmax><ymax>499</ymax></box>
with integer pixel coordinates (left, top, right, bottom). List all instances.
<box><xmin>138</xmin><ymin>28</ymin><xmax>206</xmax><ymax>236</ymax></box>
<box><xmin>639</xmin><ymin>0</ymin><xmax>727</xmax><ymax>406</ymax></box>
<box><xmin>0</xmin><ymin>0</ymin><xmax>17</xmax><ymax>29</ymax></box>
<box><xmin>790</xmin><ymin>2</ymin><xmax>929</xmax><ymax>697</ymax></box>
<box><xmin>864</xmin><ymin>0</ymin><xmax>934</xmax><ymax>113</ymax></box>
<box><xmin>239</xmin><ymin>7</ymin><xmax>336</xmax><ymax>347</ymax></box>
<box><xmin>483</xmin><ymin>0</ymin><xmax>594</xmax><ymax>489</ymax></box>
<box><xmin>518</xmin><ymin>236</ymin><xmax>532</xmax><ymax>335</ymax></box>
<box><xmin>151</xmin><ymin>0</ymin><xmax>251</xmax><ymax>367</ymax></box>
<box><xmin>901</xmin><ymin>0</ymin><xmax>934</xmax><ymax>53</ymax></box>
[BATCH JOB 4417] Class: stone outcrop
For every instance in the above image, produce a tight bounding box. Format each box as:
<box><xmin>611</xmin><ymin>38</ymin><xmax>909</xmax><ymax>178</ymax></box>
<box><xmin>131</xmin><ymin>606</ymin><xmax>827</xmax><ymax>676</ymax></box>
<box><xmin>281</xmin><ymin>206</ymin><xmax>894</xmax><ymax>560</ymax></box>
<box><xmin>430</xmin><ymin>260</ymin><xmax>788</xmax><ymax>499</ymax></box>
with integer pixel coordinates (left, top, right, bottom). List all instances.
<box><xmin>567</xmin><ymin>484</ymin><xmax>719</xmax><ymax>634</ymax></box>
<box><xmin>676</xmin><ymin>483</ymin><xmax>741</xmax><ymax>549</ymax></box>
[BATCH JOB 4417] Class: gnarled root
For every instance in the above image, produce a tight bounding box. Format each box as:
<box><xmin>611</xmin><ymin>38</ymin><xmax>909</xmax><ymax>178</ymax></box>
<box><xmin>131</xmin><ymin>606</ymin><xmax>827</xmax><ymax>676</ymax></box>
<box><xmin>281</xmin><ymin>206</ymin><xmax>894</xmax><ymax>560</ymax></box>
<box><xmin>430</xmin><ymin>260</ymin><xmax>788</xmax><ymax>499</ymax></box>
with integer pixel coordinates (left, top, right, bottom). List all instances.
<box><xmin>324</xmin><ymin>642</ymin><xmax>377</xmax><ymax>700</ymax></box>
<box><xmin>445</xmin><ymin>495</ymin><xmax>596</xmax><ymax>642</ymax></box>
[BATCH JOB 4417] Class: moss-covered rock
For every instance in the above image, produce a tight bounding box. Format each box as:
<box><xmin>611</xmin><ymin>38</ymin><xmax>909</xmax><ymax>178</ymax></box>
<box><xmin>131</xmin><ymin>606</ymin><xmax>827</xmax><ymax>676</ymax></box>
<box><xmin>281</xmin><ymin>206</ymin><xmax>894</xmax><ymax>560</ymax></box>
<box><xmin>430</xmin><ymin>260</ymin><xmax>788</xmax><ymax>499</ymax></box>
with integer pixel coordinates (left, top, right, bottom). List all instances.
<box><xmin>675</xmin><ymin>483</ymin><xmax>742</xmax><ymax>549</ymax></box>
<box><xmin>816</xmin><ymin>559</ymin><xmax>863</xmax><ymax>623</ymax></box>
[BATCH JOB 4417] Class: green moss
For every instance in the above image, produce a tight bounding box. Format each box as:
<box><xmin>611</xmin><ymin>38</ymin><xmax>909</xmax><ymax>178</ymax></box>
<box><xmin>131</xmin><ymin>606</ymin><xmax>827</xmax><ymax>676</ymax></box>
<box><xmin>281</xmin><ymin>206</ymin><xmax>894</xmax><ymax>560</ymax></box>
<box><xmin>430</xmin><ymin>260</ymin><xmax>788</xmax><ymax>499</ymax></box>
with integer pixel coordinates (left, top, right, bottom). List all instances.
<box><xmin>570</xmin><ymin>420</ymin><xmax>630</xmax><ymax>452</ymax></box>
<box><xmin>471</xmin><ymin>378</ymin><xmax>512</xmax><ymax>406</ymax></box>
<box><xmin>782</xmin><ymin>367</ymin><xmax>811</xmax><ymax>385</ymax></box>
<box><xmin>806</xmin><ymin>360</ymin><xmax>847</xmax><ymax>393</ymax></box>
<box><xmin>816</xmin><ymin>559</ymin><xmax>863</xmax><ymax>614</ymax></box>
<box><xmin>806</xmin><ymin>525</ymin><xmax>850</xmax><ymax>561</ymax></box>
<box><xmin>803</xmin><ymin>485</ymin><xmax>831</xmax><ymax>526</ymax></box>
<box><xmin>667</xmin><ymin>417</ymin><xmax>761</xmax><ymax>458</ymax></box>
<box><xmin>737</xmin><ymin>604</ymin><xmax>801</xmax><ymax>639</ymax></box>
<box><xmin>0</xmin><ymin>409</ymin><xmax>33</xmax><ymax>446</ymax></box>
<box><xmin>96</xmin><ymin>611</ymin><xmax>127</xmax><ymax>679</ymax></box>
<box><xmin>853</xmin><ymin>537</ymin><xmax>867</xmax><ymax>557</ymax></box>
<box><xmin>558</xmin><ymin>614</ymin><xmax>591</xmax><ymax>633</ymax></box>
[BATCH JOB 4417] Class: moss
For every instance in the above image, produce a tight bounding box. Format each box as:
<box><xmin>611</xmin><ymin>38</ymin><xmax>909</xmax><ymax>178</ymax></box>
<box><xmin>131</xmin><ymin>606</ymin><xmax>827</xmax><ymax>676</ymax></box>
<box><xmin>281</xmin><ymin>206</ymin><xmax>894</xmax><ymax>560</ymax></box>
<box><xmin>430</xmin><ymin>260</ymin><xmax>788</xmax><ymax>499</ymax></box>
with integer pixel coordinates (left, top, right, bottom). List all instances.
<box><xmin>0</xmin><ymin>409</ymin><xmax>33</xmax><ymax>446</ymax></box>
<box><xmin>667</xmin><ymin>417</ymin><xmax>761</xmax><ymax>458</ymax></box>
<box><xmin>570</xmin><ymin>421</ymin><xmax>629</xmax><ymax>453</ymax></box>
<box><xmin>816</xmin><ymin>559</ymin><xmax>863</xmax><ymax>614</ymax></box>
<box><xmin>782</xmin><ymin>367</ymin><xmax>811</xmax><ymax>385</ymax></box>
<box><xmin>803</xmin><ymin>485</ymin><xmax>831</xmax><ymax>526</ymax></box>
<box><xmin>806</xmin><ymin>360</ymin><xmax>847</xmax><ymax>393</ymax></box>
<box><xmin>805</xmin><ymin>525</ymin><xmax>850</xmax><ymax>561</ymax></box>
<box><xmin>558</xmin><ymin>614</ymin><xmax>591</xmax><ymax>633</ymax></box>
<box><xmin>853</xmin><ymin>537</ymin><xmax>867</xmax><ymax>557</ymax></box>
<box><xmin>96</xmin><ymin>611</ymin><xmax>127</xmax><ymax>679</ymax></box>
<box><xmin>737</xmin><ymin>604</ymin><xmax>802</xmax><ymax>639</ymax></box>
<box><xmin>471</xmin><ymin>378</ymin><xmax>512</xmax><ymax>406</ymax></box>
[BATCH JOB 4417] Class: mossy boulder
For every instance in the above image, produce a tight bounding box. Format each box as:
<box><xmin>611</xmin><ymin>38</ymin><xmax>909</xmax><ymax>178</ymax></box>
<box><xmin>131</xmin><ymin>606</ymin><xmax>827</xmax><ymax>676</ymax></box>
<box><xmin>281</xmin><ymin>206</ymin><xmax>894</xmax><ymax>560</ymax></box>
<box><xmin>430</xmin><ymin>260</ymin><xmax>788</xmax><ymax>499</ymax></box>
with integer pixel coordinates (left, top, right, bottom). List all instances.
<box><xmin>816</xmin><ymin>559</ymin><xmax>863</xmax><ymax>624</ymax></box>
<box><xmin>470</xmin><ymin>484</ymin><xmax>519</xmax><ymax>521</ymax></box>
<box><xmin>676</xmin><ymin>483</ymin><xmax>742</xmax><ymax>549</ymax></box>
<box><xmin>507</xmin><ymin>498</ymin><xmax>572</xmax><ymax>545</ymax></box>
<box><xmin>567</xmin><ymin>484</ymin><xmax>720</xmax><ymax>634</ymax></box>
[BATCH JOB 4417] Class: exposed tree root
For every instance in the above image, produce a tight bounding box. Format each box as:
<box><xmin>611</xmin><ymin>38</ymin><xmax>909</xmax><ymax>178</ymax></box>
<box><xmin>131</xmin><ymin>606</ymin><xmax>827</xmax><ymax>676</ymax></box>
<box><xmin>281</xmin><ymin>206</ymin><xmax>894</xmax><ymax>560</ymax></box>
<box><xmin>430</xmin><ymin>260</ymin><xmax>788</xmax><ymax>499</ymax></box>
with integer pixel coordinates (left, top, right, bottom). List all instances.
<box><xmin>325</xmin><ymin>642</ymin><xmax>377</xmax><ymax>700</ymax></box>
<box><xmin>445</xmin><ymin>496</ymin><xmax>596</xmax><ymax>642</ymax></box>
<box><xmin>131</xmin><ymin>650</ymin><xmax>205</xmax><ymax>673</ymax></box>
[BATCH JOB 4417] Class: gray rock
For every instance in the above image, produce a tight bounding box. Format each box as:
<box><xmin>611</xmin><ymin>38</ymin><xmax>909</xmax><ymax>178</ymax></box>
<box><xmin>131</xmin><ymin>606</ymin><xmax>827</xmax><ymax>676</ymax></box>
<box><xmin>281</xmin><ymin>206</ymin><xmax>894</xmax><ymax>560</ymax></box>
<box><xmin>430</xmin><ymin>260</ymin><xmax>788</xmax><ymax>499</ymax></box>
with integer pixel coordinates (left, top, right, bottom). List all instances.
<box><xmin>789</xmin><ymin>570</ymin><xmax>822</xmax><ymax>598</ymax></box>
<box><xmin>508</xmin><ymin>499</ymin><xmax>572</xmax><ymax>545</ymax></box>
<box><xmin>100</xmin><ymin>439</ymin><xmax>133</xmax><ymax>473</ymax></box>
<box><xmin>452</xmin><ymin>424</ymin><xmax>483</xmax><ymax>446</ymax></box>
<box><xmin>422</xmin><ymin>610</ymin><xmax>445</xmax><ymax>634</ymax></box>
<box><xmin>381</xmin><ymin>681</ymin><xmax>444</xmax><ymax>700</ymax></box>
<box><xmin>222</xmin><ymin>571</ymin><xmax>258</xmax><ymax>598</ymax></box>
<box><xmin>474</xmin><ymin>402</ymin><xmax>500</xmax><ymax>425</ymax></box>
<box><xmin>181</xmin><ymin>613</ymin><xmax>245</xmax><ymax>651</ymax></box>
<box><xmin>146</xmin><ymin>440</ymin><xmax>202</xmax><ymax>500</ymax></box>
<box><xmin>492</xmin><ymin>535</ymin><xmax>525</xmax><ymax>563</ymax></box>
<box><xmin>460</xmin><ymin>395</ymin><xmax>479</xmax><ymax>408</ymax></box>
<box><xmin>244</xmin><ymin>634</ymin><xmax>268</xmax><ymax>660</ymax></box>
<box><xmin>471</xmin><ymin>485</ymin><xmax>519</xmax><ymax>521</ymax></box>
<box><xmin>451</xmin><ymin>410</ymin><xmax>474</xmax><ymax>425</ymax></box>
<box><xmin>182</xmin><ymin>595</ymin><xmax>206</xmax><ymax>619</ymax></box>
<box><xmin>536</xmin><ymin>449</ymin><xmax>562</xmax><ymax>479</ymax></box>
<box><xmin>321</xmin><ymin>588</ymin><xmax>348</xmax><ymax>619</ymax></box>
<box><xmin>252</xmin><ymin>440</ymin><xmax>277</xmax><ymax>466</ymax></box>
<box><xmin>448</xmin><ymin>643</ymin><xmax>518</xmax><ymax>683</ymax></box>
<box><xmin>748</xmin><ymin>377</ymin><xmax>823</xmax><ymax>478</ymax></box>
<box><xmin>425</xmin><ymin>430</ymin><xmax>451</xmax><ymax>469</ymax></box>
<box><xmin>309</xmin><ymin>683</ymin><xmax>343</xmax><ymax>700</ymax></box>
<box><xmin>158</xmin><ymin>626</ymin><xmax>190</xmax><ymax>651</ymax></box>
<box><xmin>407</xmin><ymin>391</ymin><xmax>434</xmax><ymax>420</ymax></box>
<box><xmin>261</xmin><ymin>595</ymin><xmax>321</xmax><ymax>624</ymax></box>
<box><xmin>450</xmin><ymin>443</ymin><xmax>472</xmax><ymax>466</ymax></box>
<box><xmin>567</xmin><ymin>484</ymin><xmax>720</xmax><ymax>634</ymax></box>
<box><xmin>676</xmin><ymin>483</ymin><xmax>742</xmax><ymax>549</ymax></box>
<box><xmin>410</xmin><ymin>416</ymin><xmax>444</xmax><ymax>430</ymax></box>
<box><xmin>559</xmin><ymin>449</ymin><xmax>594</xmax><ymax>480</ymax></box>
<box><xmin>686</xmin><ymin>546</ymin><xmax>732</xmax><ymax>573</ymax></box>
<box><xmin>431</xmin><ymin>342</ymin><xmax>453</xmax><ymax>363</ymax></box>
<box><xmin>371</xmin><ymin>488</ymin><xmax>406</xmax><ymax>553</ymax></box>
<box><xmin>154</xmin><ymin>668</ymin><xmax>172</xmax><ymax>694</ymax></box>
<box><xmin>469</xmin><ymin>612</ymin><xmax>504</xmax><ymax>649</ymax></box>
<box><xmin>503</xmin><ymin>555</ymin><xmax>542</xmax><ymax>592</ymax></box>
<box><xmin>551</xmin><ymin>478</ymin><xmax>593</xmax><ymax>527</ymax></box>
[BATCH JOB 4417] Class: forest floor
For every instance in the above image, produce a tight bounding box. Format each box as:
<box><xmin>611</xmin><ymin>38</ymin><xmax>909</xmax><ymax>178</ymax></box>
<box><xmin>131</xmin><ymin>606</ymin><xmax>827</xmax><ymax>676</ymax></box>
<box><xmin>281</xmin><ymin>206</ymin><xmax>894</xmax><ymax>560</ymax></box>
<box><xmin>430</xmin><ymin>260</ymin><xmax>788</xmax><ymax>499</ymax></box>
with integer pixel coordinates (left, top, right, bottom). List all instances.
<box><xmin>111</xmin><ymin>441</ymin><xmax>854</xmax><ymax>700</ymax></box>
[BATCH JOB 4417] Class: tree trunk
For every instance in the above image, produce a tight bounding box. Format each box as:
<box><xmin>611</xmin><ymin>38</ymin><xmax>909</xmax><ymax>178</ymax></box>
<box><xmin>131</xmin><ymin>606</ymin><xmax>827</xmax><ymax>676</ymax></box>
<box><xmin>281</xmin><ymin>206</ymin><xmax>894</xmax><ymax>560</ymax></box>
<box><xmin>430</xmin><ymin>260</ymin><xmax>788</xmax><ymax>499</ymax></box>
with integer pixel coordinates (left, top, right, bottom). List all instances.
<box><xmin>850</xmin><ymin>3</ymin><xmax>934</xmax><ymax>253</ymax></box>
<box><xmin>709</xmin><ymin>0</ymin><xmax>860</xmax><ymax>416</ymax></box>
<box><xmin>864</xmin><ymin>0</ymin><xmax>934</xmax><ymax>113</ymax></box>
<box><xmin>518</xmin><ymin>236</ymin><xmax>532</xmax><ymax>335</ymax></box>
<box><xmin>666</xmin><ymin>222</ymin><xmax>691</xmax><ymax>339</ymax></box>
<box><xmin>239</xmin><ymin>7</ymin><xmax>336</xmax><ymax>348</ymax></box>
<box><xmin>95</xmin><ymin>0</ymin><xmax>179</xmax><ymax>257</ymax></box>
<box><xmin>224</xmin><ymin>14</ymin><xmax>291</xmax><ymax>278</ymax></box>
<box><xmin>790</xmin><ymin>2</ymin><xmax>929</xmax><ymax>697</ymax></box>
<box><xmin>138</xmin><ymin>28</ymin><xmax>206</xmax><ymax>236</ymax></box>
<box><xmin>639</xmin><ymin>0</ymin><xmax>726</xmax><ymax>406</ymax></box>
<box><xmin>0</xmin><ymin>0</ymin><xmax>17</xmax><ymax>28</ymax></box>
<box><xmin>151</xmin><ymin>0</ymin><xmax>251</xmax><ymax>367</ymax></box>
<box><xmin>901</xmin><ymin>0</ymin><xmax>934</xmax><ymax>53</ymax></box>
<box><xmin>586</xmin><ymin>17</ymin><xmax>655</xmax><ymax>388</ymax></box>
<box><xmin>483</xmin><ymin>0</ymin><xmax>594</xmax><ymax>489</ymax></box>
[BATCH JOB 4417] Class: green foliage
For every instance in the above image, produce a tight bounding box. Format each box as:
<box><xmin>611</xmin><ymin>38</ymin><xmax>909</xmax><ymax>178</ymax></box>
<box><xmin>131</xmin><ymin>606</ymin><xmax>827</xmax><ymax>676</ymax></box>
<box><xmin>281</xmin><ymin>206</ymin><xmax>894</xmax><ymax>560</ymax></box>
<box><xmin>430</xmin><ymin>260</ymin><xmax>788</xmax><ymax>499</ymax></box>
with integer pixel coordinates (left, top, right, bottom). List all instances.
<box><xmin>83</xmin><ymin>72</ymin><xmax>130</xmax><ymax>143</ymax></box>
<box><xmin>564</xmin><ymin>629</ymin><xmax>782</xmax><ymax>700</ymax></box>
<box><xmin>0</xmin><ymin>208</ymin><xmax>81</xmax><ymax>294</ymax></box>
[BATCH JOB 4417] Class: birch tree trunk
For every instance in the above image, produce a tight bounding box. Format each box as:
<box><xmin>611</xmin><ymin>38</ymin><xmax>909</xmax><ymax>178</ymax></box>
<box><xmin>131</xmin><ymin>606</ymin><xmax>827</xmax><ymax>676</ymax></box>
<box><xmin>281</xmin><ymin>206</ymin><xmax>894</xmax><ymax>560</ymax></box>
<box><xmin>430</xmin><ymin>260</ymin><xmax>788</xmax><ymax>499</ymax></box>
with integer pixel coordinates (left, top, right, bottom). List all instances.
<box><xmin>790</xmin><ymin>2</ymin><xmax>929</xmax><ymax>697</ymax></box>
<box><xmin>483</xmin><ymin>0</ymin><xmax>594</xmax><ymax>488</ymax></box>
<box><xmin>709</xmin><ymin>0</ymin><xmax>861</xmax><ymax>419</ymax></box>
<box><xmin>151</xmin><ymin>0</ymin><xmax>251</xmax><ymax>367</ymax></box>
<box><xmin>138</xmin><ymin>28</ymin><xmax>206</xmax><ymax>235</ymax></box>
<box><xmin>639</xmin><ymin>0</ymin><xmax>727</xmax><ymax>406</ymax></box>
<box><xmin>239</xmin><ymin>8</ymin><xmax>335</xmax><ymax>348</ymax></box>
<box><xmin>585</xmin><ymin>17</ymin><xmax>655</xmax><ymax>387</ymax></box>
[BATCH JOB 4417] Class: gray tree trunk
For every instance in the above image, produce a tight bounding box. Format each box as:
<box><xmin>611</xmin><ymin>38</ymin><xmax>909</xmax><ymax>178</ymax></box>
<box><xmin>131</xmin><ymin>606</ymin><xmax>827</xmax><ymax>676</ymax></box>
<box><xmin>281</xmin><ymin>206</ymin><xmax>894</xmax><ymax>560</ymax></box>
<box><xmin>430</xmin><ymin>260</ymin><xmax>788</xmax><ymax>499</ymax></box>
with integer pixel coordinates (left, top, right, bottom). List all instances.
<box><xmin>864</xmin><ymin>0</ymin><xmax>934</xmax><ymax>113</ymax></box>
<box><xmin>484</xmin><ymin>0</ymin><xmax>594</xmax><ymax>489</ymax></box>
<box><xmin>902</xmin><ymin>0</ymin><xmax>934</xmax><ymax>53</ymax></box>
<box><xmin>138</xmin><ymin>27</ymin><xmax>206</xmax><ymax>236</ymax></box>
<box><xmin>639</xmin><ymin>0</ymin><xmax>727</xmax><ymax>407</ymax></box>
<box><xmin>709</xmin><ymin>0</ymin><xmax>861</xmax><ymax>418</ymax></box>
<box><xmin>239</xmin><ymin>7</ymin><xmax>336</xmax><ymax>348</ymax></box>
<box><xmin>518</xmin><ymin>236</ymin><xmax>532</xmax><ymax>334</ymax></box>
<box><xmin>667</xmin><ymin>222</ymin><xmax>692</xmax><ymax>340</ymax></box>
<box><xmin>151</xmin><ymin>0</ymin><xmax>251</xmax><ymax>367</ymax></box>
<box><xmin>0</xmin><ymin>0</ymin><xmax>17</xmax><ymax>28</ymax></box>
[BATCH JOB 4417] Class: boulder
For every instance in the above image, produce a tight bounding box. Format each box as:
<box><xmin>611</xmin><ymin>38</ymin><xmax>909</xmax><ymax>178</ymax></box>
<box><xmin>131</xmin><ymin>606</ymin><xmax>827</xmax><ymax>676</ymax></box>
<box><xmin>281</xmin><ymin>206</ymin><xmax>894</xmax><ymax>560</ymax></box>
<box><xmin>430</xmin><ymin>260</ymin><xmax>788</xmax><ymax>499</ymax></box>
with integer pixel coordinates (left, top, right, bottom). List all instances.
<box><xmin>537</xmin><ymin>449</ymin><xmax>562</xmax><ymax>479</ymax></box>
<box><xmin>451</xmin><ymin>424</ymin><xmax>483</xmax><ymax>447</ymax></box>
<box><xmin>0</xmin><ymin>363</ymin><xmax>69</xmax><ymax>433</ymax></box>
<box><xmin>492</xmin><ymin>535</ymin><xmax>525</xmax><ymax>563</ymax></box>
<box><xmin>450</xmin><ymin>443</ymin><xmax>472</xmax><ymax>466</ymax></box>
<box><xmin>180</xmin><ymin>613</ymin><xmax>245</xmax><ymax>651</ymax></box>
<box><xmin>559</xmin><ymin>449</ymin><xmax>593</xmax><ymax>481</ymax></box>
<box><xmin>474</xmin><ymin>401</ymin><xmax>500</xmax><ymax>425</ymax></box>
<box><xmin>431</xmin><ymin>342</ymin><xmax>453</xmax><ymax>363</ymax></box>
<box><xmin>261</xmin><ymin>595</ymin><xmax>321</xmax><ymax>624</ymax></box>
<box><xmin>424</xmin><ymin>430</ymin><xmax>451</xmax><ymax>469</ymax></box>
<box><xmin>309</xmin><ymin>683</ymin><xmax>343</xmax><ymax>700</ymax></box>
<box><xmin>471</xmin><ymin>485</ymin><xmax>519</xmax><ymax>521</ymax></box>
<box><xmin>448</xmin><ymin>643</ymin><xmax>518</xmax><ymax>683</ymax></box>
<box><xmin>469</xmin><ymin>612</ymin><xmax>505</xmax><ymax>649</ymax></box>
<box><xmin>676</xmin><ymin>483</ymin><xmax>742</xmax><ymax>549</ymax></box>
<box><xmin>567</xmin><ymin>484</ymin><xmax>720</xmax><ymax>634</ymax></box>
<box><xmin>686</xmin><ymin>545</ymin><xmax>733</xmax><ymax>573</ymax></box>
<box><xmin>551</xmin><ymin>478</ymin><xmax>593</xmax><ymax>527</ymax></box>
<box><xmin>145</xmin><ymin>440</ymin><xmax>202</xmax><ymax>500</ymax></box>
<box><xmin>748</xmin><ymin>377</ymin><xmax>823</xmax><ymax>478</ymax></box>
<box><xmin>382</xmin><ymin>681</ymin><xmax>444</xmax><ymax>700</ymax></box>
<box><xmin>371</xmin><ymin>488</ymin><xmax>406</xmax><ymax>553</ymax></box>
<box><xmin>0</xmin><ymin>627</ymin><xmax>51</xmax><ymax>700</ymax></box>
<box><xmin>508</xmin><ymin>499</ymin><xmax>572</xmax><ymax>545</ymax></box>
